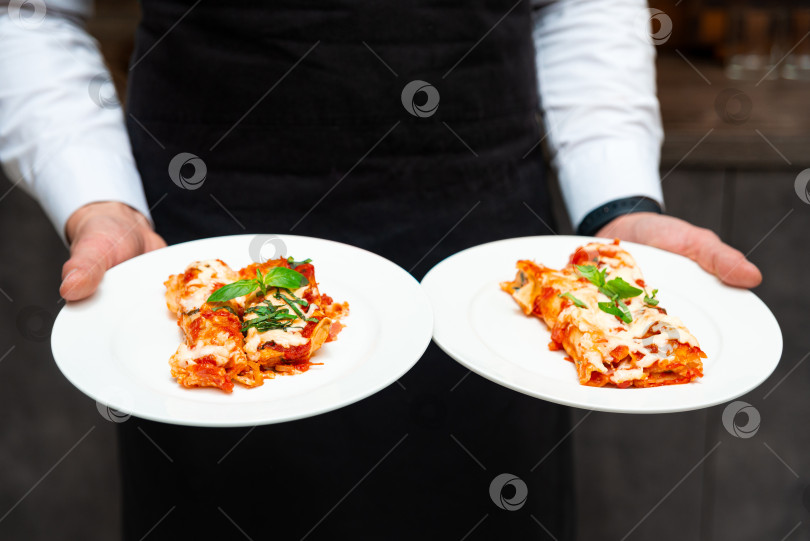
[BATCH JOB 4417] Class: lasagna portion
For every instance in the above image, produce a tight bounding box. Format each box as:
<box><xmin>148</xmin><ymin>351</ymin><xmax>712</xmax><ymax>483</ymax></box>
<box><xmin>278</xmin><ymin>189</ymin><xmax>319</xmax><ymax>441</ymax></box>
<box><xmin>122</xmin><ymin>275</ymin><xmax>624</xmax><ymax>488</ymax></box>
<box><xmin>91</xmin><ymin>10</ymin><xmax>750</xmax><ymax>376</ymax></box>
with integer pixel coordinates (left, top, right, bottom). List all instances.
<box><xmin>501</xmin><ymin>240</ymin><xmax>705</xmax><ymax>388</ymax></box>
<box><xmin>164</xmin><ymin>259</ymin><xmax>253</xmax><ymax>393</ymax></box>
<box><xmin>238</xmin><ymin>259</ymin><xmax>348</xmax><ymax>376</ymax></box>
<box><xmin>164</xmin><ymin>257</ymin><xmax>348</xmax><ymax>393</ymax></box>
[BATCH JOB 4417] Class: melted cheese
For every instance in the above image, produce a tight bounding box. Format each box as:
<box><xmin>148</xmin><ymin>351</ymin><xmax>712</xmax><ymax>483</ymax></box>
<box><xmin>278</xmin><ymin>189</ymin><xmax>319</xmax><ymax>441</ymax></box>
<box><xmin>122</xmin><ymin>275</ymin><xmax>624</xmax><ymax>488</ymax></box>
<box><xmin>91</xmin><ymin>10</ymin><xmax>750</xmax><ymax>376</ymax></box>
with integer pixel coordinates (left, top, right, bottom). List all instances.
<box><xmin>555</xmin><ymin>243</ymin><xmax>700</xmax><ymax>384</ymax></box>
<box><xmin>612</xmin><ymin>367</ymin><xmax>644</xmax><ymax>384</ymax></box>
<box><xmin>174</xmin><ymin>343</ymin><xmax>231</xmax><ymax>368</ymax></box>
<box><xmin>178</xmin><ymin>259</ymin><xmax>239</xmax><ymax>312</ymax></box>
<box><xmin>255</xmin><ymin>328</ymin><xmax>308</xmax><ymax>348</ymax></box>
<box><xmin>244</xmin><ymin>329</ymin><xmax>261</xmax><ymax>353</ymax></box>
<box><xmin>179</xmin><ymin>287</ymin><xmax>211</xmax><ymax>313</ymax></box>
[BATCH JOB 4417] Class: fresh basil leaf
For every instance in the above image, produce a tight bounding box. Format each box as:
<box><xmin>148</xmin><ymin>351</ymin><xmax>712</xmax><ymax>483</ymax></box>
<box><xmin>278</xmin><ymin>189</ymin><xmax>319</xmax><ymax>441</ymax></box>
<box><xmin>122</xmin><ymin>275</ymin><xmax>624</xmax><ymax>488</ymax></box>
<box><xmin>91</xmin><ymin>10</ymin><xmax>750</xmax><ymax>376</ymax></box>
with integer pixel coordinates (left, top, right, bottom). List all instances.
<box><xmin>241</xmin><ymin>300</ymin><xmax>298</xmax><ymax>334</ymax></box>
<box><xmin>245</xmin><ymin>305</ymin><xmax>270</xmax><ymax>317</ymax></box>
<box><xmin>598</xmin><ymin>301</ymin><xmax>621</xmax><ymax>318</ymax></box>
<box><xmin>287</xmin><ymin>257</ymin><xmax>313</xmax><ymax>268</ymax></box>
<box><xmin>598</xmin><ymin>286</ymin><xmax>615</xmax><ymax>299</ymax></box>
<box><xmin>644</xmin><ymin>288</ymin><xmax>659</xmax><ymax>307</ymax></box>
<box><xmin>277</xmin><ymin>291</ymin><xmax>307</xmax><ymax>319</ymax></box>
<box><xmin>603</xmin><ymin>277</ymin><xmax>643</xmax><ymax>299</ymax></box>
<box><xmin>207</xmin><ymin>279</ymin><xmax>259</xmax><ymax>302</ymax></box>
<box><xmin>575</xmin><ymin>265</ymin><xmax>605</xmax><ymax>287</ymax></box>
<box><xmin>263</xmin><ymin>267</ymin><xmax>308</xmax><ymax>289</ymax></box>
<box><xmin>255</xmin><ymin>268</ymin><xmax>267</xmax><ymax>296</ymax></box>
<box><xmin>558</xmin><ymin>292</ymin><xmax>588</xmax><ymax>309</ymax></box>
<box><xmin>598</xmin><ymin>300</ymin><xmax>633</xmax><ymax>323</ymax></box>
<box><xmin>212</xmin><ymin>305</ymin><xmax>237</xmax><ymax>316</ymax></box>
<box><xmin>615</xmin><ymin>300</ymin><xmax>632</xmax><ymax>322</ymax></box>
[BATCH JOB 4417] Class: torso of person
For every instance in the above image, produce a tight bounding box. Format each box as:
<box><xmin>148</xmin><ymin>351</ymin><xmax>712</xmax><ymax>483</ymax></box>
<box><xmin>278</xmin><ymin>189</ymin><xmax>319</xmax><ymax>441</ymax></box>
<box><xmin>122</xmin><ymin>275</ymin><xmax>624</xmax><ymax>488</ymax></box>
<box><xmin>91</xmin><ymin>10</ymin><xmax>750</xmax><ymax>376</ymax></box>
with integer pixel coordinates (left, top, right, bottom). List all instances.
<box><xmin>119</xmin><ymin>2</ymin><xmax>573</xmax><ymax>540</ymax></box>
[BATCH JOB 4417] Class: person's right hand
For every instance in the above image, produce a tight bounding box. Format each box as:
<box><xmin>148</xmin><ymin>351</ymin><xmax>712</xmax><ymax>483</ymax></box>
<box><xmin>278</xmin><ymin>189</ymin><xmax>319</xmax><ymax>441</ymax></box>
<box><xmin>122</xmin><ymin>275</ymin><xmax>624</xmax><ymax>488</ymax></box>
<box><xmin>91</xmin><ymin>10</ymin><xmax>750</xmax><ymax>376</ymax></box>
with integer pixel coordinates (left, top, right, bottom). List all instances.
<box><xmin>59</xmin><ymin>201</ymin><xmax>167</xmax><ymax>301</ymax></box>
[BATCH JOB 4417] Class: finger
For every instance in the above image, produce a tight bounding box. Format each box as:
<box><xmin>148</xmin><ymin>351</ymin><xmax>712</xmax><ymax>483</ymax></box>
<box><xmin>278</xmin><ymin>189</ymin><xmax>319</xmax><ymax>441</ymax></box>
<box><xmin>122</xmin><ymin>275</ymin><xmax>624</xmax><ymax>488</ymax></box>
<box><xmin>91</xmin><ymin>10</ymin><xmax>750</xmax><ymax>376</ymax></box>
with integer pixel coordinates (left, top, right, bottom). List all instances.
<box><xmin>709</xmin><ymin>244</ymin><xmax>762</xmax><ymax>288</ymax></box>
<box><xmin>59</xmin><ymin>234</ymin><xmax>117</xmax><ymax>301</ymax></box>
<box><xmin>691</xmin><ymin>229</ymin><xmax>763</xmax><ymax>288</ymax></box>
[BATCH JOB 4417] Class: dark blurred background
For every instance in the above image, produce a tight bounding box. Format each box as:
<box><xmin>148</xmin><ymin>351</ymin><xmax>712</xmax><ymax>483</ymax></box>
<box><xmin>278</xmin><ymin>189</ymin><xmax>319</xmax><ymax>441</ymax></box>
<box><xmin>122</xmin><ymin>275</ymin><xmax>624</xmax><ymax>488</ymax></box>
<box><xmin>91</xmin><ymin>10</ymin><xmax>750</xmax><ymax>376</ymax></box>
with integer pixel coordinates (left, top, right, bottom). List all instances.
<box><xmin>1</xmin><ymin>1</ymin><xmax>809</xmax><ymax>539</ymax></box>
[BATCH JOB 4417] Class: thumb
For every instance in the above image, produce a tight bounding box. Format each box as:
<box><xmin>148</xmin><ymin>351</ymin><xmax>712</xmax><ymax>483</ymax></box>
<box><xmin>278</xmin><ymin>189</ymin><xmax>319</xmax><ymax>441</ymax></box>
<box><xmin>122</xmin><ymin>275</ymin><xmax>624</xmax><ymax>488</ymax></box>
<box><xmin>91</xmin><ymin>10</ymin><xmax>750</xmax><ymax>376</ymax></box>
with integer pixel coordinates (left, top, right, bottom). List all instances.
<box><xmin>60</xmin><ymin>233</ymin><xmax>118</xmax><ymax>301</ymax></box>
<box><xmin>59</xmin><ymin>202</ymin><xmax>167</xmax><ymax>301</ymax></box>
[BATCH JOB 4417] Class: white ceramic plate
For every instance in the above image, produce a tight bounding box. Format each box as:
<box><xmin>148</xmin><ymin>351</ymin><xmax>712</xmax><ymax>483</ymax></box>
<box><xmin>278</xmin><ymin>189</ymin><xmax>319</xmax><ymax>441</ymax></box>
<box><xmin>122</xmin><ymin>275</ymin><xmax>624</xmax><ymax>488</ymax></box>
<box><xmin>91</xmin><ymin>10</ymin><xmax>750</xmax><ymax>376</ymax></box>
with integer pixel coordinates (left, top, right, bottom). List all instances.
<box><xmin>421</xmin><ymin>236</ymin><xmax>782</xmax><ymax>414</ymax></box>
<box><xmin>52</xmin><ymin>234</ymin><xmax>432</xmax><ymax>427</ymax></box>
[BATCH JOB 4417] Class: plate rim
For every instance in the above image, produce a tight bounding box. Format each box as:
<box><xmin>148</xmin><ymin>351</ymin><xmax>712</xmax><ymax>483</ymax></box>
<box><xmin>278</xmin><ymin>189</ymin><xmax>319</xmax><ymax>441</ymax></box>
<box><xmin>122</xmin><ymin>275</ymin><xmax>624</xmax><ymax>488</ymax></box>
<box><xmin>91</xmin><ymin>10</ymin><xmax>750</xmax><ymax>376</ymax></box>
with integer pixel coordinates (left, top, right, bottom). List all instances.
<box><xmin>421</xmin><ymin>235</ymin><xmax>783</xmax><ymax>414</ymax></box>
<box><xmin>51</xmin><ymin>233</ymin><xmax>434</xmax><ymax>427</ymax></box>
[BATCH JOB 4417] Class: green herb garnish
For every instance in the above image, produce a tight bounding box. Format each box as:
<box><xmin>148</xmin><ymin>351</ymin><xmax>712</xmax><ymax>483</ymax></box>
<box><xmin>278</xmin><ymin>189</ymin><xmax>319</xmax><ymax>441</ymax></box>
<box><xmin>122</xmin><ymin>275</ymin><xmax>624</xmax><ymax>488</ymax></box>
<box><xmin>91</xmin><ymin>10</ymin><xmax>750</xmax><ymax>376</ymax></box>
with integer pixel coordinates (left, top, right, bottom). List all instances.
<box><xmin>575</xmin><ymin>265</ymin><xmax>606</xmax><ymax>288</ymax></box>
<box><xmin>207</xmin><ymin>266</ymin><xmax>308</xmax><ymax>303</ymax></box>
<box><xmin>275</xmin><ymin>290</ymin><xmax>319</xmax><ymax>323</ymax></box>
<box><xmin>261</xmin><ymin>267</ymin><xmax>308</xmax><ymax>290</ymax></box>
<box><xmin>287</xmin><ymin>257</ymin><xmax>312</xmax><ymax>268</ymax></box>
<box><xmin>598</xmin><ymin>300</ymin><xmax>632</xmax><ymax>324</ymax></box>
<box><xmin>241</xmin><ymin>301</ymin><xmax>298</xmax><ymax>334</ymax></box>
<box><xmin>644</xmin><ymin>288</ymin><xmax>659</xmax><ymax>307</ymax></box>
<box><xmin>212</xmin><ymin>305</ymin><xmax>237</xmax><ymax>316</ymax></box>
<box><xmin>576</xmin><ymin>264</ymin><xmax>644</xmax><ymax>323</ymax></box>
<box><xmin>602</xmin><ymin>276</ymin><xmax>643</xmax><ymax>299</ymax></box>
<box><xmin>240</xmin><ymin>288</ymin><xmax>319</xmax><ymax>335</ymax></box>
<box><xmin>558</xmin><ymin>292</ymin><xmax>587</xmax><ymax>309</ymax></box>
<box><xmin>207</xmin><ymin>280</ymin><xmax>261</xmax><ymax>303</ymax></box>
<box><xmin>256</xmin><ymin>268</ymin><xmax>267</xmax><ymax>296</ymax></box>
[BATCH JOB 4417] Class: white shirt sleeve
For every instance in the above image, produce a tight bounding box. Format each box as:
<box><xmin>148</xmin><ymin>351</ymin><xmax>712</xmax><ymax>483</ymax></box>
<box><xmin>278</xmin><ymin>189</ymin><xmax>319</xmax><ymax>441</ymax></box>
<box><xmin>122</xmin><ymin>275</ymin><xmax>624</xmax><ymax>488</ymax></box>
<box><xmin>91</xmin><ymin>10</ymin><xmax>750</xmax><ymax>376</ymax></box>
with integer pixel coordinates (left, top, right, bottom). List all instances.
<box><xmin>532</xmin><ymin>0</ymin><xmax>665</xmax><ymax>229</ymax></box>
<box><xmin>0</xmin><ymin>0</ymin><xmax>151</xmax><ymax>244</ymax></box>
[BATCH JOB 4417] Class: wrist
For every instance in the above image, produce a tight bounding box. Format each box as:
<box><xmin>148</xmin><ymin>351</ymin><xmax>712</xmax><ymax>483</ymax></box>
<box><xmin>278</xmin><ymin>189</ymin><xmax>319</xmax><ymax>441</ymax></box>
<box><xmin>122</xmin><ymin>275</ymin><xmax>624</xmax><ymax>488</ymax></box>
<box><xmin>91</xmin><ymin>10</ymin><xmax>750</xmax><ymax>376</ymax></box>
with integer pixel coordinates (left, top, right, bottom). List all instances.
<box><xmin>576</xmin><ymin>196</ymin><xmax>663</xmax><ymax>237</ymax></box>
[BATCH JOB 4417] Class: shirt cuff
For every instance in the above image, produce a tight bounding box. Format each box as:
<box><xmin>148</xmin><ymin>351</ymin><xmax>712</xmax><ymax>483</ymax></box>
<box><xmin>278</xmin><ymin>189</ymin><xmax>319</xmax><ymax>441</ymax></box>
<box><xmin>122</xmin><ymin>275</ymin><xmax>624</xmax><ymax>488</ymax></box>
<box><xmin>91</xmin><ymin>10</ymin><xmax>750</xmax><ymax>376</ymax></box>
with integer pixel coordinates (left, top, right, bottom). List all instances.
<box><xmin>557</xmin><ymin>138</ymin><xmax>665</xmax><ymax>230</ymax></box>
<box><xmin>30</xmin><ymin>146</ymin><xmax>151</xmax><ymax>244</ymax></box>
<box><xmin>576</xmin><ymin>196</ymin><xmax>662</xmax><ymax>237</ymax></box>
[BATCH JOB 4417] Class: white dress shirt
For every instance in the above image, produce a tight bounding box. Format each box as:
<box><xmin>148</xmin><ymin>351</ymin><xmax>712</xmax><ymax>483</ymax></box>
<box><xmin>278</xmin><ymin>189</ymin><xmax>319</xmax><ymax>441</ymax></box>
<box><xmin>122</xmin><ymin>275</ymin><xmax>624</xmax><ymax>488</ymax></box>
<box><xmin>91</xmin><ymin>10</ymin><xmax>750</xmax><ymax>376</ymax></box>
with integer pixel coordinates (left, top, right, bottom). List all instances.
<box><xmin>0</xmin><ymin>0</ymin><xmax>664</xmax><ymax>242</ymax></box>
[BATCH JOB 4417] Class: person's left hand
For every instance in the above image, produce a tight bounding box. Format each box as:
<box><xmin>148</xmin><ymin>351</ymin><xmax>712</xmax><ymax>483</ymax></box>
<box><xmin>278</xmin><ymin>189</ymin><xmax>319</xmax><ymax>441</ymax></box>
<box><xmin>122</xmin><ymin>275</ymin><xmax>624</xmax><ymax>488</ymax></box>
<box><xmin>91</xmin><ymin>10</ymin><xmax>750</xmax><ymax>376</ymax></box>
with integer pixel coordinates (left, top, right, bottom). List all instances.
<box><xmin>596</xmin><ymin>212</ymin><xmax>762</xmax><ymax>288</ymax></box>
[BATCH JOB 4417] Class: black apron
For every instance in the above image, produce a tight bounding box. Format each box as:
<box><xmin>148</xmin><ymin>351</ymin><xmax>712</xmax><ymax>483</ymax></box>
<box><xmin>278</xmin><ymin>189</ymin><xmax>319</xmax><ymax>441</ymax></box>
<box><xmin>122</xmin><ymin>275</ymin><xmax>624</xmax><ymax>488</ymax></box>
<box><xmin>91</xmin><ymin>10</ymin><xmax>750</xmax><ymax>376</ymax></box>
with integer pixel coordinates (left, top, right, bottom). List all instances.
<box><xmin>123</xmin><ymin>1</ymin><xmax>573</xmax><ymax>539</ymax></box>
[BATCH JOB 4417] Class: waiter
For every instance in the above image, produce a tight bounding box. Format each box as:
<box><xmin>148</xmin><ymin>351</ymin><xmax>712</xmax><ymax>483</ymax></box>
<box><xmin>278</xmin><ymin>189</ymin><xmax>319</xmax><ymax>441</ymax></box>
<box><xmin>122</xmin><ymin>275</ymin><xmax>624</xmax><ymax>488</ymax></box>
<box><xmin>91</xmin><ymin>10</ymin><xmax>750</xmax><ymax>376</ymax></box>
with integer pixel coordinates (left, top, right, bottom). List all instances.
<box><xmin>1</xmin><ymin>0</ymin><xmax>761</xmax><ymax>539</ymax></box>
